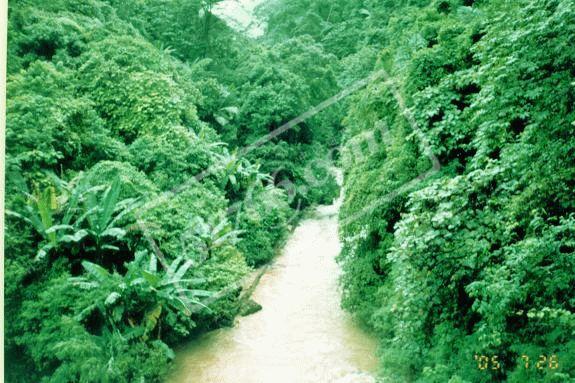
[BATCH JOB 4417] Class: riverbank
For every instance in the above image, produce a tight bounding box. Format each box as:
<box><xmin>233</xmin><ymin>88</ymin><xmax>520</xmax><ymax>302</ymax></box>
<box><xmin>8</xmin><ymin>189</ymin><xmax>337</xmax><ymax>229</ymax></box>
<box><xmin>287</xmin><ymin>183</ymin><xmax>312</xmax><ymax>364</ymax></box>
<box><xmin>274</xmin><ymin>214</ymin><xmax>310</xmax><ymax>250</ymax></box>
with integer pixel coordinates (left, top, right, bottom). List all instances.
<box><xmin>167</xmin><ymin>187</ymin><xmax>378</xmax><ymax>383</ymax></box>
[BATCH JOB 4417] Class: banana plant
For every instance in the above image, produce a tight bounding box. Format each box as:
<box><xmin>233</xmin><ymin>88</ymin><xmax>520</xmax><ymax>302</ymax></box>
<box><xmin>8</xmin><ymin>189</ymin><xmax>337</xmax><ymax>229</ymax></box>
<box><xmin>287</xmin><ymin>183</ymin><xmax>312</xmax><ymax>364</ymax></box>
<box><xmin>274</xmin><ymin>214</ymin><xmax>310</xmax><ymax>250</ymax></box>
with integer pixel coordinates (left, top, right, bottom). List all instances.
<box><xmin>214</xmin><ymin>150</ymin><xmax>243</xmax><ymax>190</ymax></box>
<box><xmin>71</xmin><ymin>251</ymin><xmax>212</xmax><ymax>340</ymax></box>
<box><xmin>214</xmin><ymin>151</ymin><xmax>272</xmax><ymax>191</ymax></box>
<box><xmin>7</xmin><ymin>179</ymin><xmax>86</xmax><ymax>260</ymax></box>
<box><xmin>74</xmin><ymin>177</ymin><xmax>139</xmax><ymax>253</ymax></box>
<box><xmin>8</xmin><ymin>176</ymin><xmax>139</xmax><ymax>260</ymax></box>
<box><xmin>138</xmin><ymin>253</ymin><xmax>212</xmax><ymax>315</ymax></box>
<box><xmin>189</xmin><ymin>216</ymin><xmax>244</xmax><ymax>261</ymax></box>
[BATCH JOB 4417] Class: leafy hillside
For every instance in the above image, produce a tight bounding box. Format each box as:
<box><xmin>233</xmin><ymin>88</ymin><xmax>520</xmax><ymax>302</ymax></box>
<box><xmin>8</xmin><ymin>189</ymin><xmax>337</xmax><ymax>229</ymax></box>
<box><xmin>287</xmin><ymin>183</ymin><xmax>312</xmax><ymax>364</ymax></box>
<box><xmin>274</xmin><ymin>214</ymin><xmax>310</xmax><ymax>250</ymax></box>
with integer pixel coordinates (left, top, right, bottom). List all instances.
<box><xmin>5</xmin><ymin>0</ymin><xmax>339</xmax><ymax>381</ymax></box>
<box><xmin>260</xmin><ymin>0</ymin><xmax>575</xmax><ymax>381</ymax></box>
<box><xmin>341</xmin><ymin>3</ymin><xmax>575</xmax><ymax>381</ymax></box>
<box><xmin>262</xmin><ymin>0</ymin><xmax>575</xmax><ymax>381</ymax></box>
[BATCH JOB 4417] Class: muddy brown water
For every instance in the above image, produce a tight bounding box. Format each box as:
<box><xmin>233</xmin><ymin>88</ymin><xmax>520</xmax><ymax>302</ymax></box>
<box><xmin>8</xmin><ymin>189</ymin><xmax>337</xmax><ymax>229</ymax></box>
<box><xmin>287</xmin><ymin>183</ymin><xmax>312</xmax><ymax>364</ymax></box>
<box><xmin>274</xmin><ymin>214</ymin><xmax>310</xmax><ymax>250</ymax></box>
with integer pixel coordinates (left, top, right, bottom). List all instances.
<box><xmin>167</xmin><ymin>192</ymin><xmax>379</xmax><ymax>383</ymax></box>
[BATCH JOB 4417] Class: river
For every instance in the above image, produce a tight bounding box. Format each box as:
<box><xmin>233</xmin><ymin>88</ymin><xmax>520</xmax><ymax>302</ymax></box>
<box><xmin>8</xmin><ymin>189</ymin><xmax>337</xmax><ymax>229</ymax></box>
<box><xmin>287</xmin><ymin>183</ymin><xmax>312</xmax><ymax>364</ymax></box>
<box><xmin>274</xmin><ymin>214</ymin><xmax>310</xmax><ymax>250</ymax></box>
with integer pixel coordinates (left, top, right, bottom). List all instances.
<box><xmin>167</xmin><ymin>185</ymin><xmax>379</xmax><ymax>382</ymax></box>
<box><xmin>168</xmin><ymin>2</ymin><xmax>378</xmax><ymax>381</ymax></box>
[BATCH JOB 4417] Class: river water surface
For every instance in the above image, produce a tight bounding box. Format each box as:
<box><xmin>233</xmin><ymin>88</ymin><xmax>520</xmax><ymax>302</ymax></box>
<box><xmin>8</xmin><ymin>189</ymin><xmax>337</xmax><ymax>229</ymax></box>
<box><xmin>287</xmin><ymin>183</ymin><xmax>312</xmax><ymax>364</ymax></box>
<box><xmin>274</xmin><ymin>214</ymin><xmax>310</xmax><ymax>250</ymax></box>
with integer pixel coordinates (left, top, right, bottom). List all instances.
<box><xmin>168</xmin><ymin>191</ymin><xmax>379</xmax><ymax>382</ymax></box>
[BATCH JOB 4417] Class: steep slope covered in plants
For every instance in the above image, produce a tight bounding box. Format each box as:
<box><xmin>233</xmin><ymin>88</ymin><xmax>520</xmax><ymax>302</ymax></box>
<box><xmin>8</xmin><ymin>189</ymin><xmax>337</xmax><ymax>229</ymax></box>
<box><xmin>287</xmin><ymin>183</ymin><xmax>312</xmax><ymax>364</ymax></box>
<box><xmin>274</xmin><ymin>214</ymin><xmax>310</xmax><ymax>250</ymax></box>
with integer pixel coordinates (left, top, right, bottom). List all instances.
<box><xmin>5</xmin><ymin>0</ymin><xmax>340</xmax><ymax>381</ymax></box>
<box><xmin>266</xmin><ymin>0</ymin><xmax>575</xmax><ymax>382</ymax></box>
<box><xmin>262</xmin><ymin>0</ymin><xmax>575</xmax><ymax>381</ymax></box>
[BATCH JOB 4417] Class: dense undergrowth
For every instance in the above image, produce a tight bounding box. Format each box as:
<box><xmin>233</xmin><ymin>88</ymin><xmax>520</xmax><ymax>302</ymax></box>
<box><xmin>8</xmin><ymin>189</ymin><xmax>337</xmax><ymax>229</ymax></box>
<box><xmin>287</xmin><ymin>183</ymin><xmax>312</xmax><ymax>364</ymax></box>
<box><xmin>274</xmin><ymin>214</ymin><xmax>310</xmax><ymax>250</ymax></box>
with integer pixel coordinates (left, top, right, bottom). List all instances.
<box><xmin>5</xmin><ymin>0</ymin><xmax>339</xmax><ymax>381</ymax></box>
<box><xmin>260</xmin><ymin>0</ymin><xmax>575</xmax><ymax>381</ymax></box>
<box><xmin>5</xmin><ymin>0</ymin><xmax>575</xmax><ymax>382</ymax></box>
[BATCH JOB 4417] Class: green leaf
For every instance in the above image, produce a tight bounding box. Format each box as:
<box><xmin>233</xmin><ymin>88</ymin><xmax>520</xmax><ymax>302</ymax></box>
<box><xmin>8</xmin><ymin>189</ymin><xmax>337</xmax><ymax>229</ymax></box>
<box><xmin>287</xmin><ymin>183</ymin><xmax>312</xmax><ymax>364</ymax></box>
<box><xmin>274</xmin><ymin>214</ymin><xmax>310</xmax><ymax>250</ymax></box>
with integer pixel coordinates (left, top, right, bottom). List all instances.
<box><xmin>44</xmin><ymin>224</ymin><xmax>74</xmax><ymax>234</ymax></box>
<box><xmin>215</xmin><ymin>115</ymin><xmax>228</xmax><ymax>126</ymax></box>
<box><xmin>166</xmin><ymin>257</ymin><xmax>183</xmax><ymax>278</ymax></box>
<box><xmin>144</xmin><ymin>304</ymin><xmax>162</xmax><ymax>335</ymax></box>
<box><xmin>177</xmin><ymin>288</ymin><xmax>213</xmax><ymax>297</ymax></box>
<box><xmin>81</xmin><ymin>261</ymin><xmax>111</xmax><ymax>282</ymax></box>
<box><xmin>100</xmin><ymin>227</ymin><xmax>126</xmax><ymax>239</ymax></box>
<box><xmin>98</xmin><ymin>177</ymin><xmax>122</xmax><ymax>232</ymax></box>
<box><xmin>141</xmin><ymin>270</ymin><xmax>161</xmax><ymax>287</ymax></box>
<box><xmin>60</xmin><ymin>230</ymin><xmax>89</xmax><ymax>243</ymax></box>
<box><xmin>101</xmin><ymin>244</ymin><xmax>120</xmax><ymax>251</ymax></box>
<box><xmin>149</xmin><ymin>253</ymin><xmax>158</xmax><ymax>273</ymax></box>
<box><xmin>105</xmin><ymin>292</ymin><xmax>121</xmax><ymax>306</ymax></box>
<box><xmin>221</xmin><ymin>106</ymin><xmax>239</xmax><ymax>115</ymax></box>
<box><xmin>151</xmin><ymin>340</ymin><xmax>175</xmax><ymax>360</ymax></box>
<box><xmin>172</xmin><ymin>259</ymin><xmax>194</xmax><ymax>283</ymax></box>
<box><xmin>35</xmin><ymin>243</ymin><xmax>54</xmax><ymax>261</ymax></box>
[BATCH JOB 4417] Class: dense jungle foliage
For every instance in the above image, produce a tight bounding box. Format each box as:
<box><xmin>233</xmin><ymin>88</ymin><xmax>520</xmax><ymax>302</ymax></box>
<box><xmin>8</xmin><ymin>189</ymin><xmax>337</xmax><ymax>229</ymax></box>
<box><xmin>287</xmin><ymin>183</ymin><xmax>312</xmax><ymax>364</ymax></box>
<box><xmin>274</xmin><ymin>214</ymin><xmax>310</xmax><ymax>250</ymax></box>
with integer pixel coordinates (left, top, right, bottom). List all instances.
<box><xmin>260</xmin><ymin>0</ymin><xmax>575</xmax><ymax>381</ymax></box>
<box><xmin>5</xmin><ymin>0</ymin><xmax>340</xmax><ymax>381</ymax></box>
<box><xmin>4</xmin><ymin>0</ymin><xmax>575</xmax><ymax>382</ymax></box>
